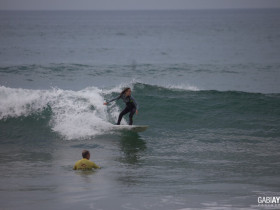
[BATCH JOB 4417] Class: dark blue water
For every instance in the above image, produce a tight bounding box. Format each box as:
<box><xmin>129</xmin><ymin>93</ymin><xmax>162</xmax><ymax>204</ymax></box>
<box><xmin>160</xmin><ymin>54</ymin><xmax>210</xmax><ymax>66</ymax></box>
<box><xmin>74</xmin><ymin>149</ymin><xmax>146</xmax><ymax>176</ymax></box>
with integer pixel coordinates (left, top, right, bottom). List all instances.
<box><xmin>0</xmin><ymin>9</ymin><xmax>280</xmax><ymax>209</ymax></box>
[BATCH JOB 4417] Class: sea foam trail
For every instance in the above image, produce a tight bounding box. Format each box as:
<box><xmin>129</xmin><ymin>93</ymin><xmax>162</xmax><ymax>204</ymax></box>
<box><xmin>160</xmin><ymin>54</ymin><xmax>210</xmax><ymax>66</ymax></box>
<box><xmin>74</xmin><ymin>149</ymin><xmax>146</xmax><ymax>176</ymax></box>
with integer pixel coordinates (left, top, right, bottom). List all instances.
<box><xmin>0</xmin><ymin>86</ymin><xmax>122</xmax><ymax>140</ymax></box>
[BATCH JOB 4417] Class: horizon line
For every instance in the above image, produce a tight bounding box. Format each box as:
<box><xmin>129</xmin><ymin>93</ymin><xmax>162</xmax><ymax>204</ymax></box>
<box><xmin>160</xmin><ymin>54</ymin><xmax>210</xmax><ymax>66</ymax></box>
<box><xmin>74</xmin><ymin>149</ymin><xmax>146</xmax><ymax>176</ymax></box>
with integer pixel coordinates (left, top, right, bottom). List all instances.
<box><xmin>1</xmin><ymin>7</ymin><xmax>280</xmax><ymax>12</ymax></box>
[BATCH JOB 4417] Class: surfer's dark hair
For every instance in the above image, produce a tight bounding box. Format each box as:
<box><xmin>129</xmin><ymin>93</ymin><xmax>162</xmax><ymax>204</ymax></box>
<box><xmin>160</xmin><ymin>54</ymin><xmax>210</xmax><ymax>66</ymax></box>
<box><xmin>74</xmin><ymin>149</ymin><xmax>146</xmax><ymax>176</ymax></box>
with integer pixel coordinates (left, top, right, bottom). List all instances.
<box><xmin>120</xmin><ymin>87</ymin><xmax>131</xmax><ymax>96</ymax></box>
<box><xmin>82</xmin><ymin>150</ymin><xmax>90</xmax><ymax>158</ymax></box>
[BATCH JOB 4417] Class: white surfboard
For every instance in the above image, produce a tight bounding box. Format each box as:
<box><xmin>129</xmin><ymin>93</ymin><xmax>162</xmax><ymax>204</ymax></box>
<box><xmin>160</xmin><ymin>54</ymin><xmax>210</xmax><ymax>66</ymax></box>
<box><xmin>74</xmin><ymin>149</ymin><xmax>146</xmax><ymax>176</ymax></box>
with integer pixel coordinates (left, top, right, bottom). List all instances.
<box><xmin>112</xmin><ymin>125</ymin><xmax>148</xmax><ymax>132</ymax></box>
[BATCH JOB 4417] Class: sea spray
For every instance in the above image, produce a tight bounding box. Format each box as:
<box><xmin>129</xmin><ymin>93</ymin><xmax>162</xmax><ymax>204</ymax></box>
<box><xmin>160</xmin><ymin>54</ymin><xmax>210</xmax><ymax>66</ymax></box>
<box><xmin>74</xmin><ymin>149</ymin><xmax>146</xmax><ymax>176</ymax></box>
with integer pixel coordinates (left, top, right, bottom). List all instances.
<box><xmin>0</xmin><ymin>86</ymin><xmax>121</xmax><ymax>139</ymax></box>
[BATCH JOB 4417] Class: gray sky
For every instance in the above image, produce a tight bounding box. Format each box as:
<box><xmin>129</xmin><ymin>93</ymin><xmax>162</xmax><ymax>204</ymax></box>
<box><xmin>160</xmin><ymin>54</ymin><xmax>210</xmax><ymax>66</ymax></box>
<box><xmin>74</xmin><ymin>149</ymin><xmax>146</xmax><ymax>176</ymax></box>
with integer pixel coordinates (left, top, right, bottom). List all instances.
<box><xmin>1</xmin><ymin>0</ymin><xmax>280</xmax><ymax>10</ymax></box>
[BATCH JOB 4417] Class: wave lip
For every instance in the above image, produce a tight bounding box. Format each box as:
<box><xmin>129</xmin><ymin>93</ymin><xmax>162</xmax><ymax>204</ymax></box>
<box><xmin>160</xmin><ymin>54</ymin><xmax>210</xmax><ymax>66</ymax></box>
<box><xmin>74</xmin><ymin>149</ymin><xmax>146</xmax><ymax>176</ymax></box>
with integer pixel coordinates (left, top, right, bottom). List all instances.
<box><xmin>0</xmin><ymin>86</ymin><xmax>51</xmax><ymax>119</ymax></box>
<box><xmin>0</xmin><ymin>86</ymin><xmax>120</xmax><ymax>140</ymax></box>
<box><xmin>102</xmin><ymin>80</ymin><xmax>201</xmax><ymax>95</ymax></box>
<box><xmin>164</xmin><ymin>84</ymin><xmax>200</xmax><ymax>91</ymax></box>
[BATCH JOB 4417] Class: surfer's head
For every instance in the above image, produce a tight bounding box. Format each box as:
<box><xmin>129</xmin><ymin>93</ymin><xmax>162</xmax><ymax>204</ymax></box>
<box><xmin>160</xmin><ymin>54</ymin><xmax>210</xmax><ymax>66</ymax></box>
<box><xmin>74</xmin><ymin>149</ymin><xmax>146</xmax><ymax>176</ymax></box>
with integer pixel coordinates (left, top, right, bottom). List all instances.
<box><xmin>82</xmin><ymin>150</ymin><xmax>90</xmax><ymax>159</ymax></box>
<box><xmin>121</xmin><ymin>87</ymin><xmax>131</xmax><ymax>96</ymax></box>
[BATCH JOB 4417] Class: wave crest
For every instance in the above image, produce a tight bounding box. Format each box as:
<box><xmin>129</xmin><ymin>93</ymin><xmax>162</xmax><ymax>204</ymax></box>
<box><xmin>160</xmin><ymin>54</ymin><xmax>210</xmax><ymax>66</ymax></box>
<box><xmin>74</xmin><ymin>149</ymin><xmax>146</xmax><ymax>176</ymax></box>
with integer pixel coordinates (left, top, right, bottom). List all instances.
<box><xmin>0</xmin><ymin>86</ymin><xmax>119</xmax><ymax>140</ymax></box>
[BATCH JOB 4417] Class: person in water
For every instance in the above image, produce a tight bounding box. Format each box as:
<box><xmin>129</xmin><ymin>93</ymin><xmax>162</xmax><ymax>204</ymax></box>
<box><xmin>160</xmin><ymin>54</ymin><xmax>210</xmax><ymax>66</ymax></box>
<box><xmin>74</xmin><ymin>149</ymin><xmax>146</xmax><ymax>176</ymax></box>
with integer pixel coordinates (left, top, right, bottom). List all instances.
<box><xmin>104</xmin><ymin>87</ymin><xmax>138</xmax><ymax>125</ymax></box>
<box><xmin>73</xmin><ymin>150</ymin><xmax>100</xmax><ymax>170</ymax></box>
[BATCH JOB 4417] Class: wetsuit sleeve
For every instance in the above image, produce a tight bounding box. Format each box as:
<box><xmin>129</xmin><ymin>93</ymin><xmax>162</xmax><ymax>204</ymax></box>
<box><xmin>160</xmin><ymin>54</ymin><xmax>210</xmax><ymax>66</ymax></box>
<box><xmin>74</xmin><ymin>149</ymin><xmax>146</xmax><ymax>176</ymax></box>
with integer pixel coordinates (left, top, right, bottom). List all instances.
<box><xmin>107</xmin><ymin>95</ymin><xmax>121</xmax><ymax>104</ymax></box>
<box><xmin>131</xmin><ymin>96</ymin><xmax>139</xmax><ymax>110</ymax></box>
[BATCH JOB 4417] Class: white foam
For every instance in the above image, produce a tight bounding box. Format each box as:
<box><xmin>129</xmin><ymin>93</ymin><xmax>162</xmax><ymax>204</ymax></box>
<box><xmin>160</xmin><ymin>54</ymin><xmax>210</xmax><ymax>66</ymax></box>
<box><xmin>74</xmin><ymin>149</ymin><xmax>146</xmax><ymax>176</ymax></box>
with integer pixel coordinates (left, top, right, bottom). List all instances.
<box><xmin>0</xmin><ymin>86</ymin><xmax>122</xmax><ymax>140</ymax></box>
<box><xmin>0</xmin><ymin>86</ymin><xmax>51</xmax><ymax>118</ymax></box>
<box><xmin>165</xmin><ymin>84</ymin><xmax>200</xmax><ymax>91</ymax></box>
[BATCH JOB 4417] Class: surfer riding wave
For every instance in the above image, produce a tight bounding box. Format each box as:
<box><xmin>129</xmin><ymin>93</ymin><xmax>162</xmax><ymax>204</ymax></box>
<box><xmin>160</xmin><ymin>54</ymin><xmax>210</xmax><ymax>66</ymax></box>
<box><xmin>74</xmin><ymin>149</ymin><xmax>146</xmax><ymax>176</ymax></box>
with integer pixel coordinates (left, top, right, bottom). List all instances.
<box><xmin>104</xmin><ymin>87</ymin><xmax>138</xmax><ymax>125</ymax></box>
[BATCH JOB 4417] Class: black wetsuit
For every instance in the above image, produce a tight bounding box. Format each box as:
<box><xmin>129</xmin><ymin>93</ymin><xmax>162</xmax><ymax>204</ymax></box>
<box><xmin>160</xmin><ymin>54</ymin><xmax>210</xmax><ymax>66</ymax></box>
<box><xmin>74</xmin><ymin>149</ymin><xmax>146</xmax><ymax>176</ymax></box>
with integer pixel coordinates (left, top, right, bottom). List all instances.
<box><xmin>107</xmin><ymin>94</ymin><xmax>138</xmax><ymax>125</ymax></box>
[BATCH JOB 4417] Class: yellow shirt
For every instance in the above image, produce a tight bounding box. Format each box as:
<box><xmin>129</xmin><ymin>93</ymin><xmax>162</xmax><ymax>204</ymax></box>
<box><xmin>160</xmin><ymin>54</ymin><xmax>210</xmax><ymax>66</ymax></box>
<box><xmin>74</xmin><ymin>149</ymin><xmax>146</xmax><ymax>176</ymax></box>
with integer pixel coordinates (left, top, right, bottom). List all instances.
<box><xmin>73</xmin><ymin>158</ymin><xmax>100</xmax><ymax>170</ymax></box>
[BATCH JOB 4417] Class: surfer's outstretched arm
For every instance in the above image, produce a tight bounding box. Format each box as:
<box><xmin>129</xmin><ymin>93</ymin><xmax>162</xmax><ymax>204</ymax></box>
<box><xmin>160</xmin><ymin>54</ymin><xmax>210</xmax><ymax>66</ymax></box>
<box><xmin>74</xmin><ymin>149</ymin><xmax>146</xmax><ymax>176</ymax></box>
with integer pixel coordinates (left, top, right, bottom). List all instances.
<box><xmin>104</xmin><ymin>95</ymin><xmax>121</xmax><ymax>105</ymax></box>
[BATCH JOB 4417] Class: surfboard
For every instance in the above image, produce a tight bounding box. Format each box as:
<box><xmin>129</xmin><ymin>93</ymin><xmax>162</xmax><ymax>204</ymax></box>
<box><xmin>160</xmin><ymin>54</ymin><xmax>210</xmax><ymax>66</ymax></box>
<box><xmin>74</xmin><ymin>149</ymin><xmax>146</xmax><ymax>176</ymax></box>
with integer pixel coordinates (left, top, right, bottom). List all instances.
<box><xmin>112</xmin><ymin>125</ymin><xmax>148</xmax><ymax>132</ymax></box>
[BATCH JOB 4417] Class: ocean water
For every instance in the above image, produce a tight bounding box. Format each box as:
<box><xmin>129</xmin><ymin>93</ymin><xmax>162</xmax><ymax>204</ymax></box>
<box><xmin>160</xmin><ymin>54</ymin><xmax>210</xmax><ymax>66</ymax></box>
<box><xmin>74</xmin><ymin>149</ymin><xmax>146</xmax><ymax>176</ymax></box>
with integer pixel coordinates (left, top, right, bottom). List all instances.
<box><xmin>0</xmin><ymin>9</ymin><xmax>280</xmax><ymax>209</ymax></box>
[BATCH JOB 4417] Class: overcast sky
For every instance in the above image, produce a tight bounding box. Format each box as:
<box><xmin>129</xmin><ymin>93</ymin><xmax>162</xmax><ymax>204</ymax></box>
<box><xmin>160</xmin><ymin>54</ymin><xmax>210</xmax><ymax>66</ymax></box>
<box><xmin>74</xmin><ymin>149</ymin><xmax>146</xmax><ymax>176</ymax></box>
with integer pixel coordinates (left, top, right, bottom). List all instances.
<box><xmin>1</xmin><ymin>0</ymin><xmax>280</xmax><ymax>10</ymax></box>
